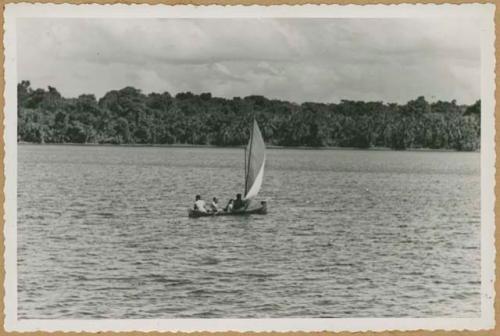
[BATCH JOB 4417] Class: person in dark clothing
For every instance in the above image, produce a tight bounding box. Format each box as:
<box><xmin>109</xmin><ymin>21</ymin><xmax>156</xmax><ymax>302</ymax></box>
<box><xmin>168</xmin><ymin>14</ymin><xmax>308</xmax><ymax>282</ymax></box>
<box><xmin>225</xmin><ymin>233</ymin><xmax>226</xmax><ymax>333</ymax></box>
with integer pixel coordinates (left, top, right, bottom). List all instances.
<box><xmin>232</xmin><ymin>193</ymin><xmax>247</xmax><ymax>211</ymax></box>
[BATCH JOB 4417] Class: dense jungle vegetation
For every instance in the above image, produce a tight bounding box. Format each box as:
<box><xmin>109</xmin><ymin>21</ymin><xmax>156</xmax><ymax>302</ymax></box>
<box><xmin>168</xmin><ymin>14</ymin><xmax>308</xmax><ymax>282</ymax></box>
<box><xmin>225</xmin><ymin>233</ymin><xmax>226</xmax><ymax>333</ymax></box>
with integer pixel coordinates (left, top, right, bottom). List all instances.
<box><xmin>17</xmin><ymin>80</ymin><xmax>481</xmax><ymax>150</ymax></box>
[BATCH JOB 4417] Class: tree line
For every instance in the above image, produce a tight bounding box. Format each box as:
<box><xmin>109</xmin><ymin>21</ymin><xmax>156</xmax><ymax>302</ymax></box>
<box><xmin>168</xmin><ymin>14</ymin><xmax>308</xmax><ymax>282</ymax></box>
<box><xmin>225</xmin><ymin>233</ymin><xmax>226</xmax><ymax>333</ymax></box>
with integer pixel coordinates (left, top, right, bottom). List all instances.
<box><xmin>17</xmin><ymin>80</ymin><xmax>481</xmax><ymax>151</ymax></box>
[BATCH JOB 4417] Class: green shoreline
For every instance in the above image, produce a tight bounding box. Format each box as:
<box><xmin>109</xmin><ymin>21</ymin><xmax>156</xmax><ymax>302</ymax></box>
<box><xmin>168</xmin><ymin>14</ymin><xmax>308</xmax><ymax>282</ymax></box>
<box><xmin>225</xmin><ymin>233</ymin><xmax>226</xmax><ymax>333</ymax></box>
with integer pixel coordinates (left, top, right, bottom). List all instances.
<box><xmin>18</xmin><ymin>142</ymin><xmax>477</xmax><ymax>153</ymax></box>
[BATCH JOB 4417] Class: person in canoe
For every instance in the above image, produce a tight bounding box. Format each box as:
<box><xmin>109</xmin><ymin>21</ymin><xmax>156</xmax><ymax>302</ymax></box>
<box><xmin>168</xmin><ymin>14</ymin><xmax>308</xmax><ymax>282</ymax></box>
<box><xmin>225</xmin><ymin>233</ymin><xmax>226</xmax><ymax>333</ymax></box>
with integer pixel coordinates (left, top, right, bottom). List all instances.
<box><xmin>210</xmin><ymin>197</ymin><xmax>220</xmax><ymax>213</ymax></box>
<box><xmin>232</xmin><ymin>193</ymin><xmax>248</xmax><ymax>211</ymax></box>
<box><xmin>194</xmin><ymin>195</ymin><xmax>208</xmax><ymax>213</ymax></box>
<box><xmin>224</xmin><ymin>199</ymin><xmax>234</xmax><ymax>212</ymax></box>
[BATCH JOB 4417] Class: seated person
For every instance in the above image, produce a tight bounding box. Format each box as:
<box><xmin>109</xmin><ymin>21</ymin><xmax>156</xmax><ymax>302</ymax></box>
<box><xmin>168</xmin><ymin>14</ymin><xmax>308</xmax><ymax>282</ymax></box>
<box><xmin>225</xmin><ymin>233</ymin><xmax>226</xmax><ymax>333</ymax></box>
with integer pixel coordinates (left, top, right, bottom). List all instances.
<box><xmin>194</xmin><ymin>195</ymin><xmax>207</xmax><ymax>213</ymax></box>
<box><xmin>232</xmin><ymin>193</ymin><xmax>247</xmax><ymax>211</ymax></box>
<box><xmin>224</xmin><ymin>199</ymin><xmax>234</xmax><ymax>212</ymax></box>
<box><xmin>210</xmin><ymin>197</ymin><xmax>219</xmax><ymax>212</ymax></box>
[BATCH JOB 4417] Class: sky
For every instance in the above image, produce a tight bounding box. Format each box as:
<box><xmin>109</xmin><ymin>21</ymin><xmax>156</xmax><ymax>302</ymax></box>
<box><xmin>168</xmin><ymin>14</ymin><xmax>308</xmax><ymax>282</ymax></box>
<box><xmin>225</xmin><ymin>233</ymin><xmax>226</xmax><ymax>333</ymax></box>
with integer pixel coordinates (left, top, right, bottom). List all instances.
<box><xmin>17</xmin><ymin>18</ymin><xmax>481</xmax><ymax>104</ymax></box>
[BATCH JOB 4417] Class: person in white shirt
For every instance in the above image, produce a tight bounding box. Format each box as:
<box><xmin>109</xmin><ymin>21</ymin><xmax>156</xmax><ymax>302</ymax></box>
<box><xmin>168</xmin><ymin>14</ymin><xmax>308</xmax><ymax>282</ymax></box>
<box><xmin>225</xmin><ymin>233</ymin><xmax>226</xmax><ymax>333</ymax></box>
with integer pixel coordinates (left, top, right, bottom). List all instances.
<box><xmin>210</xmin><ymin>197</ymin><xmax>219</xmax><ymax>213</ymax></box>
<box><xmin>224</xmin><ymin>199</ymin><xmax>234</xmax><ymax>212</ymax></box>
<box><xmin>194</xmin><ymin>195</ymin><xmax>207</xmax><ymax>213</ymax></box>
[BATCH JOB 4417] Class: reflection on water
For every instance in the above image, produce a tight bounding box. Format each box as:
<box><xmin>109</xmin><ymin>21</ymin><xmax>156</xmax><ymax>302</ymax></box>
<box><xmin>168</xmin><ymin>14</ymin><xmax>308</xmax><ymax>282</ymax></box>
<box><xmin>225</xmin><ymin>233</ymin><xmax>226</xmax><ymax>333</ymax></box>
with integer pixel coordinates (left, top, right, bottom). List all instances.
<box><xmin>18</xmin><ymin>145</ymin><xmax>480</xmax><ymax>318</ymax></box>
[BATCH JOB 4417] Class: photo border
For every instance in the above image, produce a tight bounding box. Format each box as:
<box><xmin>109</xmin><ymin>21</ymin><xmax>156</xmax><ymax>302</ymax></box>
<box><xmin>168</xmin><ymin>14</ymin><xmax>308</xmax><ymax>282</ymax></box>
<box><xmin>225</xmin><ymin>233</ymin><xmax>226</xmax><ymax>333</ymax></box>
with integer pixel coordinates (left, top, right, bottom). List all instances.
<box><xmin>1</xmin><ymin>1</ymin><xmax>497</xmax><ymax>334</ymax></box>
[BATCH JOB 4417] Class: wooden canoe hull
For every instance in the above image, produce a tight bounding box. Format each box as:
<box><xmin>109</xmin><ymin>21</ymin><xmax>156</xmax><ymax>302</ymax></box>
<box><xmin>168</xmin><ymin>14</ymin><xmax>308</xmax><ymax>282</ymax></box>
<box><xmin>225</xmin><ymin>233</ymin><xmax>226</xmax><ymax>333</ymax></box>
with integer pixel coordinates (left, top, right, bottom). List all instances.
<box><xmin>188</xmin><ymin>202</ymin><xmax>267</xmax><ymax>218</ymax></box>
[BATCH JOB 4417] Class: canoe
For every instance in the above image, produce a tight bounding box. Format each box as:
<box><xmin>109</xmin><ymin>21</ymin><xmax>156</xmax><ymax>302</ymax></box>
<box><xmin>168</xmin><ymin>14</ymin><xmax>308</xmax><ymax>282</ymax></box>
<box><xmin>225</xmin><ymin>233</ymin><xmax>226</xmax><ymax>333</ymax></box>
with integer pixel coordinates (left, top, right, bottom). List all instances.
<box><xmin>188</xmin><ymin>202</ymin><xmax>267</xmax><ymax>218</ymax></box>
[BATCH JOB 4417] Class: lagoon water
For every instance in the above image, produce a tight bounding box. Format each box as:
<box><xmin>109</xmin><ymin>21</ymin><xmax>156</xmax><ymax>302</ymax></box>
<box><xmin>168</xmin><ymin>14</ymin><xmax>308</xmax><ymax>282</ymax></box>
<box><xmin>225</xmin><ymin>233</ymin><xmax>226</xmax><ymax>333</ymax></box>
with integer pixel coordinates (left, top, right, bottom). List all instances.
<box><xmin>18</xmin><ymin>144</ymin><xmax>480</xmax><ymax>318</ymax></box>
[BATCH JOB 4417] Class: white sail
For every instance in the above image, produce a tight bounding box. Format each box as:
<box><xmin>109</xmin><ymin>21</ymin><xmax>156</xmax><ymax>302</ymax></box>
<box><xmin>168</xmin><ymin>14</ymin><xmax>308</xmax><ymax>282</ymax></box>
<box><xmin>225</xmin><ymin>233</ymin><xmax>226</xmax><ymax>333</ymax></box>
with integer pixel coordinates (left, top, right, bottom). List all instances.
<box><xmin>244</xmin><ymin>119</ymin><xmax>266</xmax><ymax>200</ymax></box>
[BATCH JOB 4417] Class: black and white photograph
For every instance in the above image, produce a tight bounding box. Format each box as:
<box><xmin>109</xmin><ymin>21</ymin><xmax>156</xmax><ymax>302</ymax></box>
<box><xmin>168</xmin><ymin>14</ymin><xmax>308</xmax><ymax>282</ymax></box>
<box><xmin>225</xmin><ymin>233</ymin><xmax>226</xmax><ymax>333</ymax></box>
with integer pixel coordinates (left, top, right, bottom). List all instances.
<box><xmin>3</xmin><ymin>3</ymin><xmax>496</xmax><ymax>332</ymax></box>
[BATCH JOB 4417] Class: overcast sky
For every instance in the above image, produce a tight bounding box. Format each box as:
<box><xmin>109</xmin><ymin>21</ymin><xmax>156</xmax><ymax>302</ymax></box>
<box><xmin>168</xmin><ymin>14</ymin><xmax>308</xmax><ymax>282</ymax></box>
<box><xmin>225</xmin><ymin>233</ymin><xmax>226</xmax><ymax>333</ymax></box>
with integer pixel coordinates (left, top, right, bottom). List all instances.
<box><xmin>17</xmin><ymin>18</ymin><xmax>481</xmax><ymax>104</ymax></box>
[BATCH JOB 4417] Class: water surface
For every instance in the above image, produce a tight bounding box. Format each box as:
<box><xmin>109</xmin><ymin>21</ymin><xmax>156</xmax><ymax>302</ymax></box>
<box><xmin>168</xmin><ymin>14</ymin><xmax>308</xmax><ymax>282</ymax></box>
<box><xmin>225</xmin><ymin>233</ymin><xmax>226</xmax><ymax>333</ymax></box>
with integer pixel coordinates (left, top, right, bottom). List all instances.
<box><xmin>18</xmin><ymin>145</ymin><xmax>481</xmax><ymax>318</ymax></box>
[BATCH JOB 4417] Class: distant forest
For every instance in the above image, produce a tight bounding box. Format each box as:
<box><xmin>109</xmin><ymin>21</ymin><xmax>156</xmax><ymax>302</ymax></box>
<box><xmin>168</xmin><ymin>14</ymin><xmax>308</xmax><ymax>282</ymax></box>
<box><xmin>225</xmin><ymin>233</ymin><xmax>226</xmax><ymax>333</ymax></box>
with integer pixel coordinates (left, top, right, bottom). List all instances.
<box><xmin>18</xmin><ymin>80</ymin><xmax>481</xmax><ymax>150</ymax></box>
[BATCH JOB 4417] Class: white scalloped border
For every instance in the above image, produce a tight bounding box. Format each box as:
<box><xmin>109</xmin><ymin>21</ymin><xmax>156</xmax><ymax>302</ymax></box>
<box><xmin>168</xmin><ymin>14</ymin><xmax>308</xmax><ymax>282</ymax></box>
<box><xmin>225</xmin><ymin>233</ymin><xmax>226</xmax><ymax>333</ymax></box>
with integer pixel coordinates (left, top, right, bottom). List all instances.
<box><xmin>3</xmin><ymin>2</ymin><xmax>496</xmax><ymax>332</ymax></box>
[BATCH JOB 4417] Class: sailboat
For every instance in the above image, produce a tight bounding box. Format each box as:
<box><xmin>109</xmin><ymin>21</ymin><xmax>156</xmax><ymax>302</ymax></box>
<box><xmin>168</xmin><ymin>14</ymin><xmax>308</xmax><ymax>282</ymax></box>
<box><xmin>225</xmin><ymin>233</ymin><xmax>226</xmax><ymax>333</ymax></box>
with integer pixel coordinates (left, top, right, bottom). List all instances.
<box><xmin>188</xmin><ymin>118</ymin><xmax>268</xmax><ymax>218</ymax></box>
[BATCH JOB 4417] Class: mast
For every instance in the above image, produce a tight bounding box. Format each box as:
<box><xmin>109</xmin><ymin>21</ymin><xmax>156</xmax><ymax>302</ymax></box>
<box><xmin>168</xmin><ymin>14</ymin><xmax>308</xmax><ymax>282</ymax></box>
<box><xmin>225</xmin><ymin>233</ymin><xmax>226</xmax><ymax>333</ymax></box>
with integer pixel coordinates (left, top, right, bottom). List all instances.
<box><xmin>244</xmin><ymin>117</ymin><xmax>255</xmax><ymax>196</ymax></box>
<box><xmin>244</xmin><ymin>146</ymin><xmax>247</xmax><ymax>193</ymax></box>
